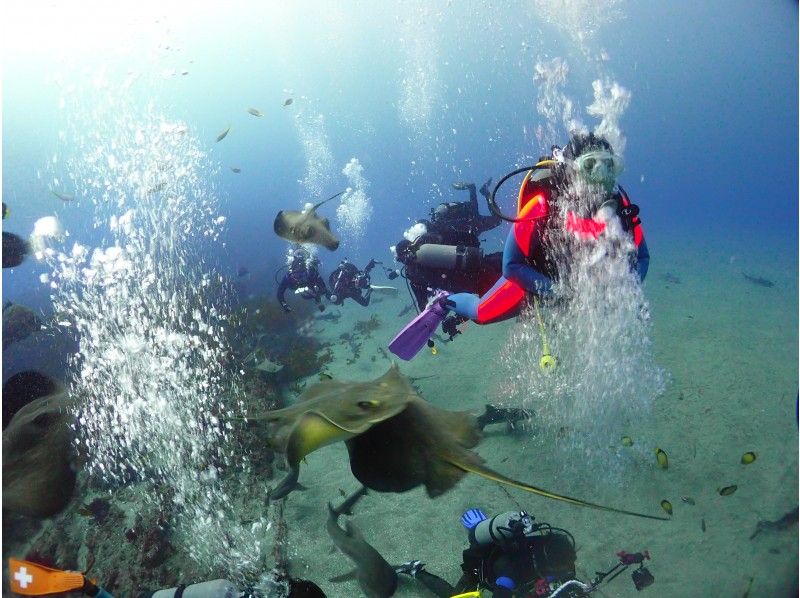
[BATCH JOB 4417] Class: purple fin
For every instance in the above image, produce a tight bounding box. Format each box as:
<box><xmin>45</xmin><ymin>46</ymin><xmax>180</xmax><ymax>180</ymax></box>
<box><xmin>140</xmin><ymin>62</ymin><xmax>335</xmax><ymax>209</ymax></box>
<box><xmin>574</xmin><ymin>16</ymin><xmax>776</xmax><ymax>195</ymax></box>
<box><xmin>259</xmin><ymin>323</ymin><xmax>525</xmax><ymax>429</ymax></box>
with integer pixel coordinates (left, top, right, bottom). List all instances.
<box><xmin>388</xmin><ymin>292</ymin><xmax>449</xmax><ymax>360</ymax></box>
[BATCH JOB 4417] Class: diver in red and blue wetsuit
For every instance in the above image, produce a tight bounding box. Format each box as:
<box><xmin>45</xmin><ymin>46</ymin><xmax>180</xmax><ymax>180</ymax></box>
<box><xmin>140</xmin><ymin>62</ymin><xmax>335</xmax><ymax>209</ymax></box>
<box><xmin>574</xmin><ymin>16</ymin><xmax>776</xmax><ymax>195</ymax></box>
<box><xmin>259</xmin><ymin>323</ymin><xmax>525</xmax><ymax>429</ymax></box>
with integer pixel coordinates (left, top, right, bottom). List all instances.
<box><xmin>389</xmin><ymin>133</ymin><xmax>650</xmax><ymax>360</ymax></box>
<box><xmin>445</xmin><ymin>133</ymin><xmax>648</xmax><ymax>325</ymax></box>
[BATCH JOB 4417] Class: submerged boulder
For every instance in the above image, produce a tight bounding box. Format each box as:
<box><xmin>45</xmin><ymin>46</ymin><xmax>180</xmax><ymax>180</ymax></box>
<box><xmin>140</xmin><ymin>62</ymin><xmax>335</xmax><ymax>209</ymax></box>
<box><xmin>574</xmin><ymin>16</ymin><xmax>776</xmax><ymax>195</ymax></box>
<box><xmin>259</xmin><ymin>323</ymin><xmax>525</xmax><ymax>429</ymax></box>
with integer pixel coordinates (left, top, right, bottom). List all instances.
<box><xmin>2</xmin><ymin>303</ymin><xmax>42</xmax><ymax>351</ymax></box>
<box><xmin>3</xmin><ymin>370</ymin><xmax>60</xmax><ymax>429</ymax></box>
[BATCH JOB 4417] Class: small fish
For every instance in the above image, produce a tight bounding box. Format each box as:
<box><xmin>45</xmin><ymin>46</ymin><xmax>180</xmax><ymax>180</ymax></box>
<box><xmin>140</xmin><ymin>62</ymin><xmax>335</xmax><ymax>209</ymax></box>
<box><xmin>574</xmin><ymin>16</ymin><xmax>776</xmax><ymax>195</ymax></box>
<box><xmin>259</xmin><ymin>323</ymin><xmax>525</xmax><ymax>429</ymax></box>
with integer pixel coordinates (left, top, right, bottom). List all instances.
<box><xmin>319</xmin><ymin>372</ymin><xmax>333</xmax><ymax>381</ymax></box>
<box><xmin>2</xmin><ymin>202</ymin><xmax>8</xmax><ymax>219</ymax></box>
<box><xmin>77</xmin><ymin>505</ymin><xmax>93</xmax><ymax>517</ymax></box>
<box><xmin>660</xmin><ymin>500</ymin><xmax>673</xmax><ymax>516</ymax></box>
<box><xmin>660</xmin><ymin>272</ymin><xmax>681</xmax><ymax>284</ymax></box>
<box><xmin>247</xmin><ymin>107</ymin><xmax>263</xmax><ymax>117</ymax></box>
<box><xmin>283</xmin><ymin>98</ymin><xmax>293</xmax><ymax>106</ymax></box>
<box><xmin>230</xmin><ymin>167</ymin><xmax>241</xmax><ymax>173</ymax></box>
<box><xmin>681</xmin><ymin>496</ymin><xmax>695</xmax><ymax>506</ymax></box>
<box><xmin>621</xmin><ymin>436</ymin><xmax>633</xmax><ymax>447</ymax></box>
<box><xmin>741</xmin><ymin>452</ymin><xmax>756</xmax><ymax>465</ymax></box>
<box><xmin>701</xmin><ymin>518</ymin><xmax>706</xmax><ymax>532</ymax></box>
<box><xmin>742</xmin><ymin>272</ymin><xmax>775</xmax><ymax>288</ymax></box>
<box><xmin>655</xmin><ymin>448</ymin><xmax>669</xmax><ymax>469</ymax></box>
<box><xmin>237</xmin><ymin>266</ymin><xmax>250</xmax><ymax>278</ymax></box>
<box><xmin>718</xmin><ymin>485</ymin><xmax>738</xmax><ymax>496</ymax></box>
<box><xmin>216</xmin><ymin>126</ymin><xmax>232</xmax><ymax>142</ymax></box>
<box><xmin>51</xmin><ymin>189</ymin><xmax>74</xmax><ymax>202</ymax></box>
<box><xmin>338</xmin><ymin>488</ymin><xmax>347</xmax><ymax>498</ymax></box>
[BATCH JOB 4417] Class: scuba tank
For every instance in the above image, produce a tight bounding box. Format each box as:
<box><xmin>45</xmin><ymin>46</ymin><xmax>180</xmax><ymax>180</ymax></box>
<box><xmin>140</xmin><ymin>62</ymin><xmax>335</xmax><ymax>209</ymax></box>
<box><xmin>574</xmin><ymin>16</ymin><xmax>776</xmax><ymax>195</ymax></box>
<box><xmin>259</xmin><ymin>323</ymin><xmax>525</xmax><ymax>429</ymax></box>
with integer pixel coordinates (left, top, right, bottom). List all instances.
<box><xmin>139</xmin><ymin>579</ymin><xmax>238</xmax><ymax>598</ymax></box>
<box><xmin>414</xmin><ymin>244</ymin><xmax>482</xmax><ymax>271</ymax></box>
<box><xmin>470</xmin><ymin>511</ymin><xmax>534</xmax><ymax>549</ymax></box>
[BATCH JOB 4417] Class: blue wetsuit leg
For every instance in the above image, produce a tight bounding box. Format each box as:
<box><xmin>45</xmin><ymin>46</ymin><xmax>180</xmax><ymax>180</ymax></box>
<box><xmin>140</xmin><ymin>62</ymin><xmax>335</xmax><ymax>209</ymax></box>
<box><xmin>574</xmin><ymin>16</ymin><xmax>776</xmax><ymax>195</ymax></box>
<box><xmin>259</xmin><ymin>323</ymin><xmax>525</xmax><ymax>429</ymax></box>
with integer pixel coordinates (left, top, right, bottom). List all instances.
<box><xmin>636</xmin><ymin>238</ymin><xmax>650</xmax><ymax>281</ymax></box>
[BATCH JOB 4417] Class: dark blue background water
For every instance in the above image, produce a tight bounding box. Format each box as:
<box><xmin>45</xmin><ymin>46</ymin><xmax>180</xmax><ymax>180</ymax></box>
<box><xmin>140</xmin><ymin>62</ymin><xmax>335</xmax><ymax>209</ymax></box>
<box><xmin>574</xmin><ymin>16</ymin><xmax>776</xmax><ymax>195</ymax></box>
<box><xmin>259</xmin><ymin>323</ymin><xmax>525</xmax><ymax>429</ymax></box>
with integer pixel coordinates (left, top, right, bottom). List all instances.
<box><xmin>3</xmin><ymin>0</ymin><xmax>797</xmax><ymax>312</ymax></box>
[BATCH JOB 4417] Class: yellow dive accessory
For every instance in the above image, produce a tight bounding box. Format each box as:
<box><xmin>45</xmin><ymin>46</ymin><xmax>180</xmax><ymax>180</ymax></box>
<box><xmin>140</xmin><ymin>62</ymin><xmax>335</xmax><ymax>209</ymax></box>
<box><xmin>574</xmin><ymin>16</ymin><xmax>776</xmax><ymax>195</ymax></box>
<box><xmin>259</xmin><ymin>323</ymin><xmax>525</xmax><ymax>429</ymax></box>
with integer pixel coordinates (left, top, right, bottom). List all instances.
<box><xmin>450</xmin><ymin>590</ymin><xmax>482</xmax><ymax>598</ymax></box>
<box><xmin>533</xmin><ymin>296</ymin><xmax>557</xmax><ymax>371</ymax></box>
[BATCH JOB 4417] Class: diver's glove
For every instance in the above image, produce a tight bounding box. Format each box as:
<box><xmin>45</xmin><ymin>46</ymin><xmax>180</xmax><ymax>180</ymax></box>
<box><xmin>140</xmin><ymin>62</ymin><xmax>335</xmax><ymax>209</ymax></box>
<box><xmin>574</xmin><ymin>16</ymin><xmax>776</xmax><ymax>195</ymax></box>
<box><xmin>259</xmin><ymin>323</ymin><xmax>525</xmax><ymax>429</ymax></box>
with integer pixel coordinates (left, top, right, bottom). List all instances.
<box><xmin>395</xmin><ymin>561</ymin><xmax>425</xmax><ymax>578</ymax></box>
<box><xmin>461</xmin><ymin>508</ymin><xmax>488</xmax><ymax>529</ymax></box>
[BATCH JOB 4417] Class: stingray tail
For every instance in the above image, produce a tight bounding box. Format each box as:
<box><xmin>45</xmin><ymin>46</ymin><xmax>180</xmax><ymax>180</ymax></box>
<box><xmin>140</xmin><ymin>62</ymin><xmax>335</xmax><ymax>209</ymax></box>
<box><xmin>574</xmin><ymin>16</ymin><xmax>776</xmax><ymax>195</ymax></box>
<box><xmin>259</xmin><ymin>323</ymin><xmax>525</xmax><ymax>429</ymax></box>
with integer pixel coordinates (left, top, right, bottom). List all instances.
<box><xmin>313</xmin><ymin>190</ymin><xmax>347</xmax><ymax>210</ymax></box>
<box><xmin>452</xmin><ymin>459</ymin><xmax>669</xmax><ymax>521</ymax></box>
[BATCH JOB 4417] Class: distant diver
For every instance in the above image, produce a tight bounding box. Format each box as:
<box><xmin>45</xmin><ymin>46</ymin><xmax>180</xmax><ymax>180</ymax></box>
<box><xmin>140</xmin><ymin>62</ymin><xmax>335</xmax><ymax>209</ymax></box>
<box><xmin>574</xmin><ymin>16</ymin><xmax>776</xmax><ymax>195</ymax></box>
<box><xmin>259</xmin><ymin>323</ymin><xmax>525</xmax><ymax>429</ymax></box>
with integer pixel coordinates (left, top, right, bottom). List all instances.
<box><xmin>276</xmin><ymin>245</ymin><xmax>331</xmax><ymax>312</ymax></box>
<box><xmin>329</xmin><ymin>259</ymin><xmax>378</xmax><ymax>307</ymax></box>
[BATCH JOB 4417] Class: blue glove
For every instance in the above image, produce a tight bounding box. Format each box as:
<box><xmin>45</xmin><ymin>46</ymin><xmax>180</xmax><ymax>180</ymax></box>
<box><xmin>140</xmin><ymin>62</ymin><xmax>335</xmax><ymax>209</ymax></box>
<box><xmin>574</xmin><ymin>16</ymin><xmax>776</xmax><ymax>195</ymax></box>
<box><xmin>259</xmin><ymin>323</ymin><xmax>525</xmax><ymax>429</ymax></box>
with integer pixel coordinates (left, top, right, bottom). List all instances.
<box><xmin>461</xmin><ymin>508</ymin><xmax>487</xmax><ymax>529</ymax></box>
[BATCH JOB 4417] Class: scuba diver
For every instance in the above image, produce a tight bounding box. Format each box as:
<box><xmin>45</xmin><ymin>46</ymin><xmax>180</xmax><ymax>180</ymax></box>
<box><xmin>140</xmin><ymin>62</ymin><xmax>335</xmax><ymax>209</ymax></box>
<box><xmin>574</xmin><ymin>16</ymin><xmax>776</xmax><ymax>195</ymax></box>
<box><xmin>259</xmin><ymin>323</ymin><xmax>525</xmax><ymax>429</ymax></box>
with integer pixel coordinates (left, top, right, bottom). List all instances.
<box><xmin>429</xmin><ymin>179</ymin><xmax>503</xmax><ymax>238</ymax></box>
<box><xmin>393</xmin><ymin>179</ymin><xmax>504</xmax><ymax>330</ymax></box>
<box><xmin>389</xmin><ymin>133</ymin><xmax>649</xmax><ymax>360</ymax></box>
<box><xmin>328</xmin><ymin>258</ymin><xmax>377</xmax><ymax>307</ymax></box>
<box><xmin>395</xmin><ymin>509</ymin><xmax>655</xmax><ymax>597</ymax></box>
<box><xmin>276</xmin><ymin>245</ymin><xmax>331</xmax><ymax>312</ymax></box>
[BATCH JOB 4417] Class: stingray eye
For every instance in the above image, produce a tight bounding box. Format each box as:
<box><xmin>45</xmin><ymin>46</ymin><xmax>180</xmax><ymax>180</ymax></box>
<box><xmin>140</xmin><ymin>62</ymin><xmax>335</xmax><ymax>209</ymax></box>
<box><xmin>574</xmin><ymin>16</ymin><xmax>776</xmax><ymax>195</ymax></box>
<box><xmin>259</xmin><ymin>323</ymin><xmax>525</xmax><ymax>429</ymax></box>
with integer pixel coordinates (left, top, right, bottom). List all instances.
<box><xmin>357</xmin><ymin>400</ymin><xmax>380</xmax><ymax>410</ymax></box>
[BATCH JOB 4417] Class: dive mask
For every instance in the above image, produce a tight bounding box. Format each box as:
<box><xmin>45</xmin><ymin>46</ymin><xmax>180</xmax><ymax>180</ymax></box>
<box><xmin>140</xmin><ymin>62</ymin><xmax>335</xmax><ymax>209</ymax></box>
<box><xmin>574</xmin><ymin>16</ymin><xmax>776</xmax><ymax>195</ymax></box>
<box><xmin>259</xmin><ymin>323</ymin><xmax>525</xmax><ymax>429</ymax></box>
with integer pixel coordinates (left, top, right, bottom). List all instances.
<box><xmin>573</xmin><ymin>150</ymin><xmax>624</xmax><ymax>190</ymax></box>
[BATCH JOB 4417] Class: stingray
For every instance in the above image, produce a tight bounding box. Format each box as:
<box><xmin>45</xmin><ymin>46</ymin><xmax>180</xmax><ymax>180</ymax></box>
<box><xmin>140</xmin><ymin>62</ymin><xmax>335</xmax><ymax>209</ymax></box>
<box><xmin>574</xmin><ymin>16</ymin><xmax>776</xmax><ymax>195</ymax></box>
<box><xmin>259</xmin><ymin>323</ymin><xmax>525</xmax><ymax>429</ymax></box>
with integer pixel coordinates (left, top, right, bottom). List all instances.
<box><xmin>273</xmin><ymin>190</ymin><xmax>344</xmax><ymax>251</ymax></box>
<box><xmin>253</xmin><ymin>364</ymin><xmax>667</xmax><ymax>520</ymax></box>
<box><xmin>3</xmin><ymin>374</ymin><xmax>76</xmax><ymax>518</ymax></box>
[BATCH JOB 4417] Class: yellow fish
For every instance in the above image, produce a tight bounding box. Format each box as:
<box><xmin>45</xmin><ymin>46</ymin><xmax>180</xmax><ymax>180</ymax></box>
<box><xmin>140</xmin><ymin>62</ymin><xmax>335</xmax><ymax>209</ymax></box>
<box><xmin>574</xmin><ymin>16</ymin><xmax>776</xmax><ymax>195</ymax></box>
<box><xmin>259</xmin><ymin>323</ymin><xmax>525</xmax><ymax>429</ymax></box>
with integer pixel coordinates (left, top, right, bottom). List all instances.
<box><xmin>718</xmin><ymin>485</ymin><xmax>737</xmax><ymax>496</ymax></box>
<box><xmin>621</xmin><ymin>436</ymin><xmax>633</xmax><ymax>447</ymax></box>
<box><xmin>741</xmin><ymin>452</ymin><xmax>756</xmax><ymax>465</ymax></box>
<box><xmin>655</xmin><ymin>448</ymin><xmax>669</xmax><ymax>469</ymax></box>
<box><xmin>660</xmin><ymin>500</ymin><xmax>673</xmax><ymax>516</ymax></box>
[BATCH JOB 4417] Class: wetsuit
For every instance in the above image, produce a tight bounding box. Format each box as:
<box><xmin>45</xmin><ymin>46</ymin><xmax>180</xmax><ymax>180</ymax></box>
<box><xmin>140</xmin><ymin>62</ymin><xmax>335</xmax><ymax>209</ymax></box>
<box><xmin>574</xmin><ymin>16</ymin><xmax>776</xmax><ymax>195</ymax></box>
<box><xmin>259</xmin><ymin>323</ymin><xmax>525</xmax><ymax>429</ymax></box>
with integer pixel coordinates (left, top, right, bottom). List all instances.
<box><xmin>277</xmin><ymin>258</ymin><xmax>330</xmax><ymax>312</ymax></box>
<box><xmin>447</xmin><ymin>178</ymin><xmax>649</xmax><ymax>324</ymax></box>
<box><xmin>329</xmin><ymin>260</ymin><xmax>376</xmax><ymax>306</ymax></box>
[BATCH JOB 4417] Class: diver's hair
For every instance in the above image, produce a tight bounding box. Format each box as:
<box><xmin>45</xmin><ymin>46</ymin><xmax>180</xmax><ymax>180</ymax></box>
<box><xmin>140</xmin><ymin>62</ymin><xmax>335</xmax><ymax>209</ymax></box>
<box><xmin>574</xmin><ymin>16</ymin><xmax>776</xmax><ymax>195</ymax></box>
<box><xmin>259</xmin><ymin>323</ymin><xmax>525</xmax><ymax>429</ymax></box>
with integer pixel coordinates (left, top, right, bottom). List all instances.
<box><xmin>562</xmin><ymin>133</ymin><xmax>613</xmax><ymax>161</ymax></box>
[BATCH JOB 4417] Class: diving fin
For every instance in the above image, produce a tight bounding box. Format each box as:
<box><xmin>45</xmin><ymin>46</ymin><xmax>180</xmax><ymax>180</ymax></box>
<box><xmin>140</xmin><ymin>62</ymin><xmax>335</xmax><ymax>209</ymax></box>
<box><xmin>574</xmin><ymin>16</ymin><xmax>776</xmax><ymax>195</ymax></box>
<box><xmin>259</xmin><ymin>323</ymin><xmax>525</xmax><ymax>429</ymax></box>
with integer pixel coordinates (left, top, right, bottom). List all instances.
<box><xmin>388</xmin><ymin>291</ymin><xmax>450</xmax><ymax>361</ymax></box>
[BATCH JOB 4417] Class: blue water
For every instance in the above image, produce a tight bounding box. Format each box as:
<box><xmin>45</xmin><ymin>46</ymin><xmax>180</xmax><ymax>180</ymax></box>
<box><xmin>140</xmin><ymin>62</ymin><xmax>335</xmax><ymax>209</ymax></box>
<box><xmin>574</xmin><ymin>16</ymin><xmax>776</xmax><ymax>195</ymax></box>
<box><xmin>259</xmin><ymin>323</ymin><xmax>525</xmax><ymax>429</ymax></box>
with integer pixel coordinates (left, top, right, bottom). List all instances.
<box><xmin>2</xmin><ymin>1</ymin><xmax>797</xmax><ymax>596</ymax></box>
